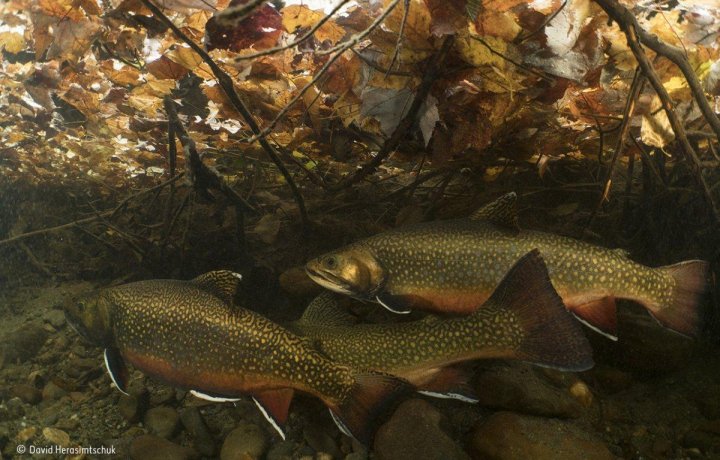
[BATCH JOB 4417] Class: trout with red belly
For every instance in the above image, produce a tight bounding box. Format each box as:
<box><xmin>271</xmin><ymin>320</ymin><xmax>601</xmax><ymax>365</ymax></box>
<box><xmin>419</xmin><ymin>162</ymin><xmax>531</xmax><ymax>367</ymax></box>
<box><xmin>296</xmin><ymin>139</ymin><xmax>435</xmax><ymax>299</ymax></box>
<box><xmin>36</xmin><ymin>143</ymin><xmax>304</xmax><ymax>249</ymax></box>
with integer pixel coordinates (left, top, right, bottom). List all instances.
<box><xmin>295</xmin><ymin>251</ymin><xmax>594</xmax><ymax>400</ymax></box>
<box><xmin>305</xmin><ymin>193</ymin><xmax>708</xmax><ymax>339</ymax></box>
<box><xmin>63</xmin><ymin>271</ymin><xmax>408</xmax><ymax>443</ymax></box>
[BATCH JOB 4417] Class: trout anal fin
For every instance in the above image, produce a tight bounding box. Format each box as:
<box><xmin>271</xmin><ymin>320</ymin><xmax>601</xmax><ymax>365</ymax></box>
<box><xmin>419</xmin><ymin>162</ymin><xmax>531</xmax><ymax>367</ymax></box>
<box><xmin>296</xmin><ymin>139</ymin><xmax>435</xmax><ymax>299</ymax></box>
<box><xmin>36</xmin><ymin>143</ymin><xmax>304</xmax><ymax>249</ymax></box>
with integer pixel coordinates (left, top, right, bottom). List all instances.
<box><xmin>568</xmin><ymin>296</ymin><xmax>619</xmax><ymax>341</ymax></box>
<box><xmin>252</xmin><ymin>388</ymin><xmax>294</xmax><ymax>441</ymax></box>
<box><xmin>189</xmin><ymin>390</ymin><xmax>241</xmax><ymax>403</ymax></box>
<box><xmin>416</xmin><ymin>366</ymin><xmax>478</xmax><ymax>404</ymax></box>
<box><xmin>104</xmin><ymin>348</ymin><xmax>130</xmax><ymax>395</ymax></box>
<box><xmin>376</xmin><ymin>292</ymin><xmax>412</xmax><ymax>314</ymax></box>
<box><xmin>329</xmin><ymin>409</ymin><xmax>354</xmax><ymax>439</ymax></box>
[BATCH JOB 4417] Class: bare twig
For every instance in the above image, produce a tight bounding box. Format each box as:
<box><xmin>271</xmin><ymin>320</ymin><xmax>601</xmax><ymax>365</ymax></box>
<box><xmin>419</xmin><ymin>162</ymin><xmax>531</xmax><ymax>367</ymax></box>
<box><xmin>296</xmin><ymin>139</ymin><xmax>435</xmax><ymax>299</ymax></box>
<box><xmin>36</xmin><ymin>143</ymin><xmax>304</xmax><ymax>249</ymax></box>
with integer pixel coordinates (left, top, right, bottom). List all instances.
<box><xmin>593</xmin><ymin>0</ymin><xmax>720</xmax><ymax>222</ymax></box>
<box><xmin>0</xmin><ymin>174</ymin><xmax>185</xmax><ymax>246</ymax></box>
<box><xmin>141</xmin><ymin>0</ymin><xmax>309</xmax><ymax>228</ymax></box>
<box><xmin>584</xmin><ymin>67</ymin><xmax>645</xmax><ymax>233</ymax></box>
<box><xmin>245</xmin><ymin>0</ymin><xmax>402</xmax><ymax>143</ymax></box>
<box><xmin>470</xmin><ymin>35</ymin><xmax>555</xmax><ymax>83</ymax></box>
<box><xmin>516</xmin><ymin>0</ymin><xmax>568</xmax><ymax>43</ymax></box>
<box><xmin>386</xmin><ymin>0</ymin><xmax>409</xmax><ymax>77</ymax></box>
<box><xmin>328</xmin><ymin>35</ymin><xmax>455</xmax><ymax>191</ymax></box>
<box><xmin>234</xmin><ymin>0</ymin><xmax>351</xmax><ymax>61</ymax></box>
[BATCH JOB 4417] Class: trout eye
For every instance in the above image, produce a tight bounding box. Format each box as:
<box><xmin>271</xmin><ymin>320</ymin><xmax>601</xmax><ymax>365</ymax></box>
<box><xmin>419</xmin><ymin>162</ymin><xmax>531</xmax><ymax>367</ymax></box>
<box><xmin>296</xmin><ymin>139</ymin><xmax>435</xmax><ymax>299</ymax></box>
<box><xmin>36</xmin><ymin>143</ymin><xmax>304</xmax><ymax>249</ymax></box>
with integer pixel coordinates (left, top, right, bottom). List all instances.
<box><xmin>77</xmin><ymin>301</ymin><xmax>85</xmax><ymax>312</ymax></box>
<box><xmin>324</xmin><ymin>256</ymin><xmax>338</xmax><ymax>269</ymax></box>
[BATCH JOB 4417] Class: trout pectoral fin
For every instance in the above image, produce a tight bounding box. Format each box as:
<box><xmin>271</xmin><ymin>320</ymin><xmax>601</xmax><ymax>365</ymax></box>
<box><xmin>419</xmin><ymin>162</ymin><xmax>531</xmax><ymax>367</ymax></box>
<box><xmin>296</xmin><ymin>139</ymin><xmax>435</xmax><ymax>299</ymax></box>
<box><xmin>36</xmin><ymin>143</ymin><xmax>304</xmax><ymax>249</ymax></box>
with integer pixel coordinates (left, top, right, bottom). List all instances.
<box><xmin>104</xmin><ymin>348</ymin><xmax>129</xmax><ymax>395</ymax></box>
<box><xmin>252</xmin><ymin>388</ymin><xmax>294</xmax><ymax>440</ymax></box>
<box><xmin>568</xmin><ymin>296</ymin><xmax>619</xmax><ymax>341</ymax></box>
<box><xmin>189</xmin><ymin>390</ymin><xmax>241</xmax><ymax>403</ymax></box>
<box><xmin>376</xmin><ymin>292</ymin><xmax>412</xmax><ymax>314</ymax></box>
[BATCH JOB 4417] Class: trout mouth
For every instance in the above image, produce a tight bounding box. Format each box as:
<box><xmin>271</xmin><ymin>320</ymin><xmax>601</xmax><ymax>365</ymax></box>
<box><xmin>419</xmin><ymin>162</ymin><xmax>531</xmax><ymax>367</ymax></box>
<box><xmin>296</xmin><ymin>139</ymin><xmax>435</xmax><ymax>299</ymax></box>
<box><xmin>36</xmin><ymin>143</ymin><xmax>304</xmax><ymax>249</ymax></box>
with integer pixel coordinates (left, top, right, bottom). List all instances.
<box><xmin>64</xmin><ymin>310</ymin><xmax>92</xmax><ymax>342</ymax></box>
<box><xmin>305</xmin><ymin>266</ymin><xmax>357</xmax><ymax>296</ymax></box>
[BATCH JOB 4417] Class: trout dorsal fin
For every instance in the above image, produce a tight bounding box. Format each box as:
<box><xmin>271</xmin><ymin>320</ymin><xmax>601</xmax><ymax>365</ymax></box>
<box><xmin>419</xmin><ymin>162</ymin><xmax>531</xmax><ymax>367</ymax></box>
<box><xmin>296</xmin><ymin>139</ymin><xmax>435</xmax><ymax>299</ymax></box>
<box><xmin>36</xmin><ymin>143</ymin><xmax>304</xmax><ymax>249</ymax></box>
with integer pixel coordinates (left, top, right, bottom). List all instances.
<box><xmin>469</xmin><ymin>192</ymin><xmax>520</xmax><ymax>231</ymax></box>
<box><xmin>191</xmin><ymin>270</ymin><xmax>242</xmax><ymax>305</ymax></box>
<box><xmin>299</xmin><ymin>292</ymin><xmax>356</xmax><ymax>326</ymax></box>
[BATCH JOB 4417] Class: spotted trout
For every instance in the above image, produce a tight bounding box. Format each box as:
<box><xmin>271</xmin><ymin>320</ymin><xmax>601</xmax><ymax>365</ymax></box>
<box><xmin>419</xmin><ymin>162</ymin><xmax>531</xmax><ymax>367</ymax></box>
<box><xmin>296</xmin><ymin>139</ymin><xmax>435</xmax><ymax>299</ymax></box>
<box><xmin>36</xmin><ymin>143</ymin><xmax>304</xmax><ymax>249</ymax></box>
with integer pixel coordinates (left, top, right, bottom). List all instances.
<box><xmin>305</xmin><ymin>193</ymin><xmax>708</xmax><ymax>339</ymax></box>
<box><xmin>63</xmin><ymin>271</ymin><xmax>409</xmax><ymax>443</ymax></box>
<box><xmin>295</xmin><ymin>251</ymin><xmax>594</xmax><ymax>401</ymax></box>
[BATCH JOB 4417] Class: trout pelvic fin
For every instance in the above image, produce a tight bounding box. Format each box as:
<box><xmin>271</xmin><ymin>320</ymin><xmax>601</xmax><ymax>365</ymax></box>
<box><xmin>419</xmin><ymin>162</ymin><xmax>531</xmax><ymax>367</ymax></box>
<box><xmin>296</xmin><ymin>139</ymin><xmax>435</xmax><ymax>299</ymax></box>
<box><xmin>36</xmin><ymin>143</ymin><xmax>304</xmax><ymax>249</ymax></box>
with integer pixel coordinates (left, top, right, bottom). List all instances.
<box><xmin>252</xmin><ymin>388</ymin><xmax>294</xmax><ymax>440</ymax></box>
<box><xmin>332</xmin><ymin>372</ymin><xmax>411</xmax><ymax>444</ymax></box>
<box><xmin>468</xmin><ymin>192</ymin><xmax>520</xmax><ymax>232</ymax></box>
<box><xmin>376</xmin><ymin>292</ymin><xmax>412</xmax><ymax>314</ymax></box>
<box><xmin>648</xmin><ymin>260</ymin><xmax>709</xmax><ymax>337</ymax></box>
<box><xmin>191</xmin><ymin>270</ymin><xmax>243</xmax><ymax>305</ymax></box>
<box><xmin>189</xmin><ymin>390</ymin><xmax>241</xmax><ymax>403</ymax></box>
<box><xmin>487</xmin><ymin>250</ymin><xmax>594</xmax><ymax>372</ymax></box>
<box><xmin>104</xmin><ymin>348</ymin><xmax>130</xmax><ymax>395</ymax></box>
<box><xmin>568</xmin><ymin>296</ymin><xmax>619</xmax><ymax>341</ymax></box>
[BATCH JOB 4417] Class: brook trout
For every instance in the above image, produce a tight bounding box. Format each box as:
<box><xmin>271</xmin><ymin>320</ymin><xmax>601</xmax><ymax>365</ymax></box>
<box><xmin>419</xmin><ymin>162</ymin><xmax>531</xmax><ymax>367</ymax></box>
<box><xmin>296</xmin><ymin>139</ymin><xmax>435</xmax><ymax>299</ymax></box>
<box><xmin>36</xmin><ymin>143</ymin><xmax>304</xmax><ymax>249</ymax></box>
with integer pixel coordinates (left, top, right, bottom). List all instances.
<box><xmin>295</xmin><ymin>251</ymin><xmax>594</xmax><ymax>400</ymax></box>
<box><xmin>64</xmin><ymin>271</ymin><xmax>408</xmax><ymax>443</ymax></box>
<box><xmin>306</xmin><ymin>193</ymin><xmax>708</xmax><ymax>339</ymax></box>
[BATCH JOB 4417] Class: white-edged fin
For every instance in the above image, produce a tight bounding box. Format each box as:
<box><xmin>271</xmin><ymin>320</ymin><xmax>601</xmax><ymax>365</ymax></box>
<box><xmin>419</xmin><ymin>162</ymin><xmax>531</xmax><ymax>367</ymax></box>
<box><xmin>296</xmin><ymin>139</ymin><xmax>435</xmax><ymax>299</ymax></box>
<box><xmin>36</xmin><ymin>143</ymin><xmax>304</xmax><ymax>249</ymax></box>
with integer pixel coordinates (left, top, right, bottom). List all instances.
<box><xmin>417</xmin><ymin>390</ymin><xmax>479</xmax><ymax>404</ymax></box>
<box><xmin>375</xmin><ymin>295</ymin><xmax>411</xmax><ymax>314</ymax></box>
<box><xmin>571</xmin><ymin>313</ymin><xmax>619</xmax><ymax>342</ymax></box>
<box><xmin>329</xmin><ymin>409</ymin><xmax>354</xmax><ymax>439</ymax></box>
<box><xmin>253</xmin><ymin>397</ymin><xmax>286</xmax><ymax>440</ymax></box>
<box><xmin>103</xmin><ymin>348</ymin><xmax>129</xmax><ymax>396</ymax></box>
<box><xmin>190</xmin><ymin>390</ymin><xmax>241</xmax><ymax>403</ymax></box>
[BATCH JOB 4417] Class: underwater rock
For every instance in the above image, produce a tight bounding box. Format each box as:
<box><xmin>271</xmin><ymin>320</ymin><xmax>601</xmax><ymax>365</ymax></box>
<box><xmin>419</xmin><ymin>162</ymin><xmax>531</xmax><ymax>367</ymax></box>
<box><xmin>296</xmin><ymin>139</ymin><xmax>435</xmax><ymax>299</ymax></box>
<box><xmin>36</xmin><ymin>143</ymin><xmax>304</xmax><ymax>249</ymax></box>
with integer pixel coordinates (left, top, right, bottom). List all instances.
<box><xmin>42</xmin><ymin>427</ymin><xmax>70</xmax><ymax>447</ymax></box>
<box><xmin>469</xmin><ymin>412</ymin><xmax>614</xmax><ymax>460</ymax></box>
<box><xmin>692</xmin><ymin>383</ymin><xmax>720</xmax><ymax>419</ymax></box>
<box><xmin>590</xmin><ymin>309</ymin><xmax>695</xmax><ymax>375</ymax></box>
<box><xmin>144</xmin><ymin>406</ymin><xmax>181</xmax><ymax>439</ymax></box>
<box><xmin>41</xmin><ymin>381</ymin><xmax>67</xmax><ymax>401</ymax></box>
<box><xmin>43</xmin><ymin>309</ymin><xmax>66</xmax><ymax>329</ymax></box>
<box><xmin>585</xmin><ymin>365</ymin><xmax>635</xmax><ymax>393</ymax></box>
<box><xmin>220</xmin><ymin>423</ymin><xmax>268</xmax><ymax>460</ymax></box>
<box><xmin>118</xmin><ymin>393</ymin><xmax>147</xmax><ymax>423</ymax></box>
<box><xmin>0</xmin><ymin>322</ymin><xmax>48</xmax><ymax>364</ymax></box>
<box><xmin>265</xmin><ymin>439</ymin><xmax>295</xmax><ymax>460</ymax></box>
<box><xmin>180</xmin><ymin>407</ymin><xmax>216</xmax><ymax>457</ymax></box>
<box><xmin>10</xmin><ymin>384</ymin><xmax>42</xmax><ymax>405</ymax></box>
<box><xmin>130</xmin><ymin>434</ymin><xmax>198</xmax><ymax>460</ymax></box>
<box><xmin>682</xmin><ymin>430</ymin><xmax>720</xmax><ymax>455</ymax></box>
<box><xmin>374</xmin><ymin>399</ymin><xmax>469</xmax><ymax>460</ymax></box>
<box><xmin>5</xmin><ymin>397</ymin><xmax>26</xmax><ymax>419</ymax></box>
<box><xmin>473</xmin><ymin>364</ymin><xmax>582</xmax><ymax>418</ymax></box>
<box><xmin>303</xmin><ymin>423</ymin><xmax>341</xmax><ymax>458</ymax></box>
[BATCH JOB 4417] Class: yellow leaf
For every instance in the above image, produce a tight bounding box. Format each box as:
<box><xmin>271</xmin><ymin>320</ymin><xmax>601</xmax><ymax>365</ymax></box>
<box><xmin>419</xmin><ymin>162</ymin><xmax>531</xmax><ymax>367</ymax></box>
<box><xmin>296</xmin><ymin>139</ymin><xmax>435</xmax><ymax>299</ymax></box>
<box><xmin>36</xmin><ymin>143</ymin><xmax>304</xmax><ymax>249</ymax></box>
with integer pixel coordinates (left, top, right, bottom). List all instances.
<box><xmin>455</xmin><ymin>30</ymin><xmax>506</xmax><ymax>68</ymax></box>
<box><xmin>0</xmin><ymin>32</ymin><xmax>25</xmax><ymax>54</ymax></box>
<box><xmin>281</xmin><ymin>5</ymin><xmax>345</xmax><ymax>43</ymax></box>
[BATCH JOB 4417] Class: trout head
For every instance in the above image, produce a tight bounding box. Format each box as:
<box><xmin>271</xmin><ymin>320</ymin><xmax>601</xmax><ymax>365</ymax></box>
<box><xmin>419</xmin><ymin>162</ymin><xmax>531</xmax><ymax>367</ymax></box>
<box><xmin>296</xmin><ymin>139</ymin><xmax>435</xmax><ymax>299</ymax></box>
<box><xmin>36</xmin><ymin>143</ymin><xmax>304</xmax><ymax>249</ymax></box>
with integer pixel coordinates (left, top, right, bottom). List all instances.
<box><xmin>64</xmin><ymin>291</ymin><xmax>114</xmax><ymax>346</ymax></box>
<box><xmin>305</xmin><ymin>246</ymin><xmax>386</xmax><ymax>299</ymax></box>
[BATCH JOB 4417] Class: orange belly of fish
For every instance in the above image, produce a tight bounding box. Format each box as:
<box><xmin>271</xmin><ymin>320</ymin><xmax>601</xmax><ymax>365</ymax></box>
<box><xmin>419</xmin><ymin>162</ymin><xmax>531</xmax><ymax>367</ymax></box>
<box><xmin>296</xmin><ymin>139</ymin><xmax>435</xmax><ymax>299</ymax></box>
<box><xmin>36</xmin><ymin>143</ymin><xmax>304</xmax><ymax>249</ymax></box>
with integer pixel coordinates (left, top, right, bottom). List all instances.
<box><xmin>401</xmin><ymin>288</ymin><xmax>493</xmax><ymax>314</ymax></box>
<box><xmin>122</xmin><ymin>349</ymin><xmax>297</xmax><ymax>397</ymax></box>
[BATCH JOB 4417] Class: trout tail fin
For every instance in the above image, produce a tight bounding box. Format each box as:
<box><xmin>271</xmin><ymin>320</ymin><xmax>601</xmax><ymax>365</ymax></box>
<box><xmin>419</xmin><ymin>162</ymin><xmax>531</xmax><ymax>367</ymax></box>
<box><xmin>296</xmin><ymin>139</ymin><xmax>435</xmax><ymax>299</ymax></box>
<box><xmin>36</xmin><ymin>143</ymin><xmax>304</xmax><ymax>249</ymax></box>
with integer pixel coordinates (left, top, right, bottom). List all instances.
<box><xmin>488</xmin><ymin>250</ymin><xmax>595</xmax><ymax>372</ymax></box>
<box><xmin>649</xmin><ymin>260</ymin><xmax>709</xmax><ymax>337</ymax></box>
<box><xmin>330</xmin><ymin>372</ymin><xmax>411</xmax><ymax>445</ymax></box>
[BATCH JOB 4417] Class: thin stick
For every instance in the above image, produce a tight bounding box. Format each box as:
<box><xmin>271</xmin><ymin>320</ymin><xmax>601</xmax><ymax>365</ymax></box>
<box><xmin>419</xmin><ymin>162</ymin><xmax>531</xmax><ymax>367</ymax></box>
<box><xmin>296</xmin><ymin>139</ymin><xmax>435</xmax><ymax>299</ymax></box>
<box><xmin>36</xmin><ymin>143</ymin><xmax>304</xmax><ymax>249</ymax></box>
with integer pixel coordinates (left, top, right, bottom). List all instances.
<box><xmin>584</xmin><ymin>67</ymin><xmax>645</xmax><ymax>232</ymax></box>
<box><xmin>141</xmin><ymin>0</ymin><xmax>309</xmax><ymax>228</ymax></box>
<box><xmin>234</xmin><ymin>0</ymin><xmax>351</xmax><ymax>61</ymax></box>
<box><xmin>0</xmin><ymin>174</ymin><xmax>184</xmax><ymax>246</ymax></box>
<box><xmin>385</xmin><ymin>0</ymin><xmax>409</xmax><ymax>77</ymax></box>
<box><xmin>328</xmin><ymin>35</ymin><xmax>454</xmax><ymax>191</ymax></box>
<box><xmin>593</xmin><ymin>0</ymin><xmax>720</xmax><ymax>222</ymax></box>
